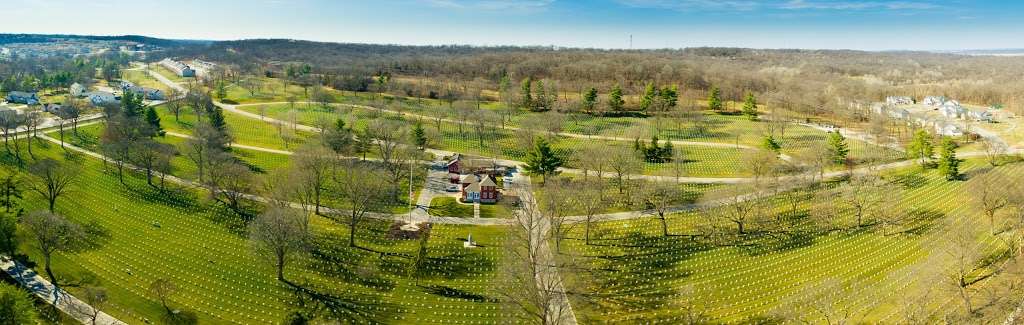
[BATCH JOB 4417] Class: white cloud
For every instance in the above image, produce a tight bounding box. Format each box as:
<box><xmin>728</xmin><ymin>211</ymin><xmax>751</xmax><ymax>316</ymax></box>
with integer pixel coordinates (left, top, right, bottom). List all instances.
<box><xmin>420</xmin><ymin>0</ymin><xmax>555</xmax><ymax>11</ymax></box>
<box><xmin>616</xmin><ymin>0</ymin><xmax>940</xmax><ymax>12</ymax></box>
<box><xmin>616</xmin><ymin>0</ymin><xmax>762</xmax><ymax>11</ymax></box>
<box><xmin>780</xmin><ymin>0</ymin><xmax>939</xmax><ymax>10</ymax></box>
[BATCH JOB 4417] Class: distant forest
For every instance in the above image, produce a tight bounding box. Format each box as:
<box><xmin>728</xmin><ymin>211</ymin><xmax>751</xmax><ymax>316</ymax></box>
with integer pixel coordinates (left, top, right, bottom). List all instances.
<box><xmin>162</xmin><ymin>39</ymin><xmax>1024</xmax><ymax>118</ymax></box>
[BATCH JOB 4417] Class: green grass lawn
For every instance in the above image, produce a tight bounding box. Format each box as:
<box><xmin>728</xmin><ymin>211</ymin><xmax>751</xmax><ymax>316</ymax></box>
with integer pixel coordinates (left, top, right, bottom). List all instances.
<box><xmin>122</xmin><ymin>69</ymin><xmax>172</xmax><ymax>94</ymax></box>
<box><xmin>149</xmin><ymin>65</ymin><xmax>188</xmax><ymax>84</ymax></box>
<box><xmin>558</xmin><ymin>158</ymin><xmax>1010</xmax><ymax>323</ymax></box>
<box><xmin>428</xmin><ymin>196</ymin><xmax>513</xmax><ymax>219</ymax></box>
<box><xmin>235</xmin><ymin>103</ymin><xmax>756</xmax><ymax>177</ymax></box>
<box><xmin>154</xmin><ymin>103</ymin><xmax>313</xmax><ymax>151</ymax></box>
<box><xmin>8</xmin><ymin>139</ymin><xmax>519</xmax><ymax>324</ymax></box>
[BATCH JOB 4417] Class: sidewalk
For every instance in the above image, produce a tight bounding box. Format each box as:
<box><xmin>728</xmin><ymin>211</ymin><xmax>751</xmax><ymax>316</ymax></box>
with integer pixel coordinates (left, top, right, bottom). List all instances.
<box><xmin>2</xmin><ymin>256</ymin><xmax>126</xmax><ymax>325</ymax></box>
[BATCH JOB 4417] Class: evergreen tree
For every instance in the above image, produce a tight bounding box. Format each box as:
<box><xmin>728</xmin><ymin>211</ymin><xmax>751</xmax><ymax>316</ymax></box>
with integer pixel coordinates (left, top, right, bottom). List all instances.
<box><xmin>708</xmin><ymin>86</ymin><xmax>723</xmax><ymax>111</ymax></box>
<box><xmin>519</xmin><ymin>77</ymin><xmax>532</xmax><ymax>109</ymax></box>
<box><xmin>661</xmin><ymin>85</ymin><xmax>679</xmax><ymax>109</ymax></box>
<box><xmin>120</xmin><ymin>91</ymin><xmax>144</xmax><ymax>117</ymax></box>
<box><xmin>215</xmin><ymin>80</ymin><xmax>227</xmax><ymax>100</ymax></box>
<box><xmin>145</xmin><ymin>106</ymin><xmax>164</xmax><ymax>137</ymax></box>
<box><xmin>662</xmin><ymin>140</ymin><xmax>674</xmax><ymax>162</ymax></box>
<box><xmin>742</xmin><ymin>93</ymin><xmax>758</xmax><ymax>120</ymax></box>
<box><xmin>582</xmin><ymin>87</ymin><xmax>598</xmax><ymax>111</ymax></box>
<box><xmin>206</xmin><ymin>105</ymin><xmax>227</xmax><ymax>133</ymax></box>
<box><xmin>762</xmin><ymin>135</ymin><xmax>781</xmax><ymax>153</ymax></box>
<box><xmin>534</xmin><ymin>79</ymin><xmax>547</xmax><ymax>111</ymax></box>
<box><xmin>827</xmin><ymin>130</ymin><xmax>849</xmax><ymax>164</ymax></box>
<box><xmin>412</xmin><ymin>122</ymin><xmax>428</xmax><ymax>149</ymax></box>
<box><xmin>907</xmin><ymin>129</ymin><xmax>934</xmax><ymax>167</ymax></box>
<box><xmin>608</xmin><ymin>84</ymin><xmax>624</xmax><ymax>111</ymax></box>
<box><xmin>640</xmin><ymin>83</ymin><xmax>657</xmax><ymax>111</ymax></box>
<box><xmin>938</xmin><ymin>137</ymin><xmax>961</xmax><ymax>181</ymax></box>
<box><xmin>524</xmin><ymin>137</ymin><xmax>563</xmax><ymax>185</ymax></box>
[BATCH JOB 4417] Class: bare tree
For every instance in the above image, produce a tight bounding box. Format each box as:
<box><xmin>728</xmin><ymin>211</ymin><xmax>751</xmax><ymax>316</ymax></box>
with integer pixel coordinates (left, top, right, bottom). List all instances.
<box><xmin>292</xmin><ymin>143</ymin><xmax>335</xmax><ymax>215</ymax></box>
<box><xmin>573</xmin><ymin>179</ymin><xmax>606</xmax><ymax>245</ymax></box>
<box><xmin>28</xmin><ymin>158</ymin><xmax>79</xmax><ymax>212</ymax></box>
<box><xmin>184</xmin><ymin>123</ymin><xmax>228</xmax><ymax>183</ymax></box>
<box><xmin>712</xmin><ymin>185</ymin><xmax>760</xmax><ymax>235</ymax></box>
<box><xmin>980</xmin><ymin>136</ymin><xmax>1008</xmax><ymax>167</ymax></box>
<box><xmin>149</xmin><ymin>278</ymin><xmax>179</xmax><ymax>315</ymax></box>
<box><xmin>334</xmin><ymin>161</ymin><xmax>387</xmax><ymax>247</ymax></box>
<box><xmin>21</xmin><ymin>210</ymin><xmax>82</xmax><ymax>288</ymax></box>
<box><xmin>608</xmin><ymin>146</ymin><xmax>641</xmax><ymax>194</ymax></box>
<box><xmin>166</xmin><ymin>89</ymin><xmax>184</xmax><ymax>122</ymax></box>
<box><xmin>71</xmin><ymin>286</ymin><xmax>108</xmax><ymax>325</ymax></box>
<box><xmin>130</xmin><ymin>139</ymin><xmax>176</xmax><ymax>188</ymax></box>
<box><xmin>23</xmin><ymin>107</ymin><xmax>43</xmax><ymax>159</ymax></box>
<box><xmin>499</xmin><ymin>189</ymin><xmax>574</xmax><ymax>324</ymax></box>
<box><xmin>206</xmin><ymin>153</ymin><xmax>254</xmax><ymax>217</ymax></box>
<box><xmin>366</xmin><ymin>119</ymin><xmax>414</xmax><ymax>200</ymax></box>
<box><xmin>642</xmin><ymin>183</ymin><xmax>682</xmax><ymax>237</ymax></box>
<box><xmin>249</xmin><ymin>206</ymin><xmax>310</xmax><ymax>282</ymax></box>
<box><xmin>538</xmin><ymin>178</ymin><xmax>574</xmax><ymax>253</ymax></box>
<box><xmin>969</xmin><ymin>169</ymin><xmax>1010</xmax><ymax>234</ymax></box>
<box><xmin>943</xmin><ymin>220</ymin><xmax>983</xmax><ymax>316</ymax></box>
<box><xmin>575</xmin><ymin>144</ymin><xmax>609</xmax><ymax>181</ymax></box>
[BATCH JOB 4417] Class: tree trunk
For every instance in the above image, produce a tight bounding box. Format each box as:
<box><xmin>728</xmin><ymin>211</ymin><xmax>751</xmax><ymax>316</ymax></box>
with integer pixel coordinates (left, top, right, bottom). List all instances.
<box><xmin>276</xmin><ymin>255</ymin><xmax>285</xmax><ymax>281</ymax></box>
<box><xmin>585</xmin><ymin>219</ymin><xmax>592</xmax><ymax>245</ymax></box>
<box><xmin>48</xmin><ymin>196</ymin><xmax>56</xmax><ymax>212</ymax></box>
<box><xmin>349</xmin><ymin>219</ymin><xmax>358</xmax><ymax>247</ymax></box>
<box><xmin>44</xmin><ymin>254</ymin><xmax>58</xmax><ymax>288</ymax></box>
<box><xmin>659</xmin><ymin>212</ymin><xmax>669</xmax><ymax>237</ymax></box>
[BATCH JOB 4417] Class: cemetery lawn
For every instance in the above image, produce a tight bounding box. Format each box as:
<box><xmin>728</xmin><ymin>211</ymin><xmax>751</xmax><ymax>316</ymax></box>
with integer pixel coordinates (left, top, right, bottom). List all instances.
<box><xmin>11</xmin><ymin>139</ymin><xmax>517</xmax><ymax>324</ymax></box>
<box><xmin>559</xmin><ymin>158</ymin><xmax>1009</xmax><ymax>323</ymax></box>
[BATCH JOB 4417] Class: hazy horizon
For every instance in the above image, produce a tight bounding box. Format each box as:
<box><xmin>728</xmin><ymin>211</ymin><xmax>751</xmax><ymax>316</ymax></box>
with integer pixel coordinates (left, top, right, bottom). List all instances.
<box><xmin>6</xmin><ymin>0</ymin><xmax>1024</xmax><ymax>52</ymax></box>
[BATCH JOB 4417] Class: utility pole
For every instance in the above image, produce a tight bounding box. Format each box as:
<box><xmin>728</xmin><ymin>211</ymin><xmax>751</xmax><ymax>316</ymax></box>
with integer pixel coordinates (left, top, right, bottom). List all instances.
<box><xmin>629</xmin><ymin>34</ymin><xmax>633</xmax><ymax>50</ymax></box>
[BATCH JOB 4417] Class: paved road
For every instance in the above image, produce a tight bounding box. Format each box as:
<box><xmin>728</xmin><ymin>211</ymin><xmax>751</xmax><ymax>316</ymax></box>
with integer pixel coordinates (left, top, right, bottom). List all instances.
<box><xmin>2</xmin><ymin>256</ymin><xmax>126</xmax><ymax>325</ymax></box>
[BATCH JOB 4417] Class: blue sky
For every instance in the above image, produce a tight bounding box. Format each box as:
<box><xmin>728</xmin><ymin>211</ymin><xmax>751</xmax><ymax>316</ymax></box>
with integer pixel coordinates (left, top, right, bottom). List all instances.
<box><xmin>6</xmin><ymin>0</ymin><xmax>1023</xmax><ymax>50</ymax></box>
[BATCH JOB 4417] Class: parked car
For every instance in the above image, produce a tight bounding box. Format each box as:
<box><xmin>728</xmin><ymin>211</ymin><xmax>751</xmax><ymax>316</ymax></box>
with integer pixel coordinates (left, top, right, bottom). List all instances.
<box><xmin>446</xmin><ymin>184</ymin><xmax>460</xmax><ymax>192</ymax></box>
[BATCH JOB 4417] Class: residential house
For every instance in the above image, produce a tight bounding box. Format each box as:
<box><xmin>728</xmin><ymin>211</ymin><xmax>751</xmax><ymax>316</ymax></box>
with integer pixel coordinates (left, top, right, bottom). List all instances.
<box><xmin>935</xmin><ymin>123</ymin><xmax>964</xmax><ymax>137</ymax></box>
<box><xmin>888</xmin><ymin>108</ymin><xmax>910</xmax><ymax>120</ymax></box>
<box><xmin>86</xmin><ymin>91</ymin><xmax>118</xmax><ymax>106</ymax></box>
<box><xmin>939</xmin><ymin>102</ymin><xmax>967</xmax><ymax>119</ymax></box>
<box><xmin>5</xmin><ymin>91</ymin><xmax>38</xmax><ymax>105</ymax></box>
<box><xmin>70</xmin><ymin>83</ymin><xmax>85</xmax><ymax>97</ymax></box>
<box><xmin>42</xmin><ymin>103</ymin><xmax>62</xmax><ymax>114</ymax></box>
<box><xmin>967</xmin><ymin>109</ymin><xmax>993</xmax><ymax>122</ymax></box>
<box><xmin>924</xmin><ymin>96</ymin><xmax>948</xmax><ymax>107</ymax></box>
<box><xmin>885</xmin><ymin>96</ymin><xmax>914</xmax><ymax>106</ymax></box>
<box><xmin>124</xmin><ymin>85</ymin><xmax>165</xmax><ymax>101</ymax></box>
<box><xmin>460</xmin><ymin>174</ymin><xmax>500</xmax><ymax>204</ymax></box>
<box><xmin>160</xmin><ymin>58</ymin><xmax>195</xmax><ymax>77</ymax></box>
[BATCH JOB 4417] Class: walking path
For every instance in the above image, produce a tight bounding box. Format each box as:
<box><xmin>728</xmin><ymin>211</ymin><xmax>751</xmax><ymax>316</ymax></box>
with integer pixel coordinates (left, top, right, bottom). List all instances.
<box><xmin>506</xmin><ymin>171</ymin><xmax>578</xmax><ymax>324</ymax></box>
<box><xmin>2</xmin><ymin>256</ymin><xmax>126</xmax><ymax>325</ymax></box>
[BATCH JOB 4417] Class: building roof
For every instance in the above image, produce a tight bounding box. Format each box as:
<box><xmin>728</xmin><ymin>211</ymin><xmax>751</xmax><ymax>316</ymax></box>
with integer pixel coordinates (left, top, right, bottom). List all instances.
<box><xmin>479</xmin><ymin>175</ymin><xmax>496</xmax><ymax>187</ymax></box>
<box><xmin>7</xmin><ymin>91</ymin><xmax>36</xmax><ymax>98</ymax></box>
<box><xmin>464</xmin><ymin>182</ymin><xmax>481</xmax><ymax>194</ymax></box>
<box><xmin>447</xmin><ymin>153</ymin><xmax>461</xmax><ymax>166</ymax></box>
<box><xmin>460</xmin><ymin>174</ymin><xmax>478</xmax><ymax>184</ymax></box>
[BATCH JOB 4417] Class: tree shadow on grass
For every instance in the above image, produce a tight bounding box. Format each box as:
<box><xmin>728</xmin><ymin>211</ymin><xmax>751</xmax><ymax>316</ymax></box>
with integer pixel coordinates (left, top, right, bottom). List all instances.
<box><xmin>582</xmin><ymin>231</ymin><xmax>703</xmax><ymax>317</ymax></box>
<box><xmin>899</xmin><ymin>208</ymin><xmax>945</xmax><ymax>236</ymax></box>
<box><xmin>893</xmin><ymin>173</ymin><xmax>929</xmax><ymax>189</ymax></box>
<box><xmin>284</xmin><ymin>279</ymin><xmax>400</xmax><ymax>324</ymax></box>
<box><xmin>202</xmin><ymin>204</ymin><xmax>258</xmax><ymax>237</ymax></box>
<box><xmin>419</xmin><ymin>284</ymin><xmax>497</xmax><ymax>303</ymax></box>
<box><xmin>307</xmin><ymin>234</ymin><xmax>397</xmax><ymax>291</ymax></box>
